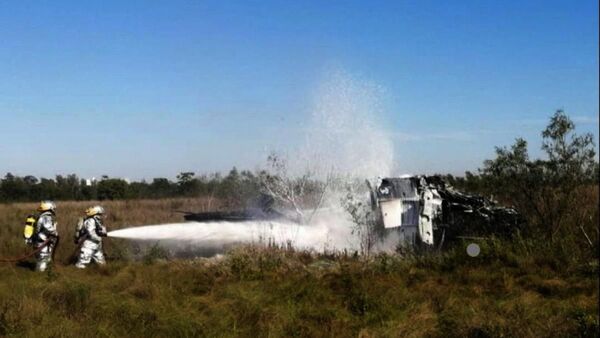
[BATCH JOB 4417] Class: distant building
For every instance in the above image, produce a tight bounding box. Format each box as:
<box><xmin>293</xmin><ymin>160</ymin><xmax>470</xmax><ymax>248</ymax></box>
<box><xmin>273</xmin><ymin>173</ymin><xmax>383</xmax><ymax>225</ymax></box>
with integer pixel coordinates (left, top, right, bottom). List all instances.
<box><xmin>85</xmin><ymin>177</ymin><xmax>97</xmax><ymax>186</ymax></box>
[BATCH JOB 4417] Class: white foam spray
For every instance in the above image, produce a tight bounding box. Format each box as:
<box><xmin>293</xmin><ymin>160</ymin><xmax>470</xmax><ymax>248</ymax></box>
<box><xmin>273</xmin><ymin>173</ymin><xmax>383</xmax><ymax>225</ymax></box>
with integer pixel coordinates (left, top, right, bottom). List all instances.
<box><xmin>110</xmin><ymin>69</ymin><xmax>396</xmax><ymax>255</ymax></box>
<box><xmin>108</xmin><ymin>209</ymin><xmax>360</xmax><ymax>253</ymax></box>
<box><xmin>297</xmin><ymin>68</ymin><xmax>394</xmax><ymax>179</ymax></box>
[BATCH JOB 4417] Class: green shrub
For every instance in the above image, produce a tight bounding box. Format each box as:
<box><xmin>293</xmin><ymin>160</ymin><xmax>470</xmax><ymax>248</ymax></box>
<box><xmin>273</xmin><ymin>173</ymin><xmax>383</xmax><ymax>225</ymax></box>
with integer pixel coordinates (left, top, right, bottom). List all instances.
<box><xmin>142</xmin><ymin>243</ymin><xmax>170</xmax><ymax>265</ymax></box>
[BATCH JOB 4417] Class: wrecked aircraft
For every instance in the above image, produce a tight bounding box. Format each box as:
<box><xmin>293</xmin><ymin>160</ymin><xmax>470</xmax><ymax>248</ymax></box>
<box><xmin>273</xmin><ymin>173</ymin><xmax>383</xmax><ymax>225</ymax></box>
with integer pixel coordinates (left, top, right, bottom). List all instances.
<box><xmin>369</xmin><ymin>175</ymin><xmax>523</xmax><ymax>248</ymax></box>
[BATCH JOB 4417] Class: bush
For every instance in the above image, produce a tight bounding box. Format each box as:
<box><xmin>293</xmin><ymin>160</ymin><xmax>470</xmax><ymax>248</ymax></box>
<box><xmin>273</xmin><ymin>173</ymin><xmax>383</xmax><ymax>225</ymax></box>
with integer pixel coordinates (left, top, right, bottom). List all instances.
<box><xmin>142</xmin><ymin>244</ymin><xmax>170</xmax><ymax>265</ymax></box>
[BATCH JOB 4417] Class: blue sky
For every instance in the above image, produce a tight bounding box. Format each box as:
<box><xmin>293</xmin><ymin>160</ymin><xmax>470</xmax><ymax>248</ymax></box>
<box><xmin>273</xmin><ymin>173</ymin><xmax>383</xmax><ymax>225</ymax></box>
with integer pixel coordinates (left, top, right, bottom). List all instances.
<box><xmin>0</xmin><ymin>0</ymin><xmax>598</xmax><ymax>180</ymax></box>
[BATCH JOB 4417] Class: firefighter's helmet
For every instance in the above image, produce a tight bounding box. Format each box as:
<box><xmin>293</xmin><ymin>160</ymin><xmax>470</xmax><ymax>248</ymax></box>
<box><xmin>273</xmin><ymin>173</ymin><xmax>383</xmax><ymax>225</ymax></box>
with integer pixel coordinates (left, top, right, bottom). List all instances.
<box><xmin>37</xmin><ymin>201</ymin><xmax>56</xmax><ymax>213</ymax></box>
<box><xmin>85</xmin><ymin>206</ymin><xmax>105</xmax><ymax>217</ymax></box>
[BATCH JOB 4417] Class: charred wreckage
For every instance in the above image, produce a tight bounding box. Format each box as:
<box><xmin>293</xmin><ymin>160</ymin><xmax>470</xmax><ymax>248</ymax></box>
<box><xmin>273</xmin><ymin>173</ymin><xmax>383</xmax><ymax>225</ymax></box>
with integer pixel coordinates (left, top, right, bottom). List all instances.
<box><xmin>182</xmin><ymin>176</ymin><xmax>523</xmax><ymax>248</ymax></box>
<box><xmin>368</xmin><ymin>176</ymin><xmax>523</xmax><ymax>247</ymax></box>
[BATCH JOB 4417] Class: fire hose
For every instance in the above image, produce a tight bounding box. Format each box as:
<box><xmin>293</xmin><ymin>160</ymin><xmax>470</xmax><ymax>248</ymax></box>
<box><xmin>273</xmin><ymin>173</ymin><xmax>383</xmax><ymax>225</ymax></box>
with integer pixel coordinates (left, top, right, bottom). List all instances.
<box><xmin>1</xmin><ymin>230</ymin><xmax>107</xmax><ymax>265</ymax></box>
<box><xmin>52</xmin><ymin>236</ymin><xmax>61</xmax><ymax>261</ymax></box>
<box><xmin>67</xmin><ymin>237</ymin><xmax>87</xmax><ymax>264</ymax></box>
<box><xmin>1</xmin><ymin>231</ymin><xmax>107</xmax><ymax>265</ymax></box>
<box><xmin>0</xmin><ymin>238</ymin><xmax>53</xmax><ymax>263</ymax></box>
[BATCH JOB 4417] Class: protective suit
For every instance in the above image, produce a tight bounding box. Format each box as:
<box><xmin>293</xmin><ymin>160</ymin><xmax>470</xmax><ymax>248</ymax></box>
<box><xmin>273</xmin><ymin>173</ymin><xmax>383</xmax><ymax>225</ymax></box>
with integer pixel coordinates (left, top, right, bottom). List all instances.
<box><xmin>75</xmin><ymin>206</ymin><xmax>107</xmax><ymax>268</ymax></box>
<box><xmin>33</xmin><ymin>201</ymin><xmax>59</xmax><ymax>272</ymax></box>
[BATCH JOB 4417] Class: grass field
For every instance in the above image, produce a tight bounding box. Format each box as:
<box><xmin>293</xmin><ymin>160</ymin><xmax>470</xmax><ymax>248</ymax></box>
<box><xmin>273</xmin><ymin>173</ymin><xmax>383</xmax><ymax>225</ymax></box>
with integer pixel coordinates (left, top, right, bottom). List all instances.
<box><xmin>0</xmin><ymin>199</ymin><xmax>598</xmax><ymax>337</ymax></box>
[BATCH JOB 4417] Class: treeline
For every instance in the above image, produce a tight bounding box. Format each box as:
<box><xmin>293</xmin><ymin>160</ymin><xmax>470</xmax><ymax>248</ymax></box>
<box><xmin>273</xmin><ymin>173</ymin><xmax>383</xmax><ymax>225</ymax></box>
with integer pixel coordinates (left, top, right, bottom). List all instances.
<box><xmin>0</xmin><ymin>168</ymin><xmax>261</xmax><ymax>204</ymax></box>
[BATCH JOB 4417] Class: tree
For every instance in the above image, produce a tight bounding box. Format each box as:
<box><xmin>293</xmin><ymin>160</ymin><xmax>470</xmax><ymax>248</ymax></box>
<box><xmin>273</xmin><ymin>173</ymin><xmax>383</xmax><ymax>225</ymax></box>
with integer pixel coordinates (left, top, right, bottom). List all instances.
<box><xmin>0</xmin><ymin>173</ymin><xmax>27</xmax><ymax>202</ymax></box>
<box><xmin>55</xmin><ymin>174</ymin><xmax>82</xmax><ymax>200</ymax></box>
<box><xmin>258</xmin><ymin>154</ymin><xmax>311</xmax><ymax>222</ymax></box>
<box><xmin>128</xmin><ymin>180</ymin><xmax>149</xmax><ymax>199</ymax></box>
<box><xmin>541</xmin><ymin>110</ymin><xmax>597</xmax><ymax>183</ymax></box>
<box><xmin>258</xmin><ymin>153</ymin><xmax>332</xmax><ymax>224</ymax></box>
<box><xmin>23</xmin><ymin>175</ymin><xmax>38</xmax><ymax>185</ymax></box>
<box><xmin>218</xmin><ymin>168</ymin><xmax>240</xmax><ymax>204</ymax></box>
<box><xmin>97</xmin><ymin>179</ymin><xmax>129</xmax><ymax>200</ymax></box>
<box><xmin>37</xmin><ymin>178</ymin><xmax>59</xmax><ymax>200</ymax></box>
<box><xmin>150</xmin><ymin>178</ymin><xmax>174</xmax><ymax>198</ymax></box>
<box><xmin>176</xmin><ymin>172</ymin><xmax>198</xmax><ymax>196</ymax></box>
<box><xmin>481</xmin><ymin>110</ymin><xmax>598</xmax><ymax>242</ymax></box>
<box><xmin>539</xmin><ymin>110</ymin><xmax>597</xmax><ymax>239</ymax></box>
<box><xmin>80</xmin><ymin>179</ymin><xmax>98</xmax><ymax>200</ymax></box>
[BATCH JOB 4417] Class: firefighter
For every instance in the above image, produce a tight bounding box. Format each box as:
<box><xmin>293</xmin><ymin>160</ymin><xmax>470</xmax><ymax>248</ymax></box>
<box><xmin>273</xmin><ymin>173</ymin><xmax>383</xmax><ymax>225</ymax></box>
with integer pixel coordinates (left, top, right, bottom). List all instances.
<box><xmin>74</xmin><ymin>206</ymin><xmax>108</xmax><ymax>268</ymax></box>
<box><xmin>33</xmin><ymin>201</ymin><xmax>59</xmax><ymax>272</ymax></box>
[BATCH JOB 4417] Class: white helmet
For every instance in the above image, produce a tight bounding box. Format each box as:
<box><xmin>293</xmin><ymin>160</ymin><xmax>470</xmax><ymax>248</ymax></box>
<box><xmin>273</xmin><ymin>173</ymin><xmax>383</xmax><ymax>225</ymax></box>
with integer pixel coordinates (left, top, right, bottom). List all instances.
<box><xmin>85</xmin><ymin>205</ymin><xmax>105</xmax><ymax>217</ymax></box>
